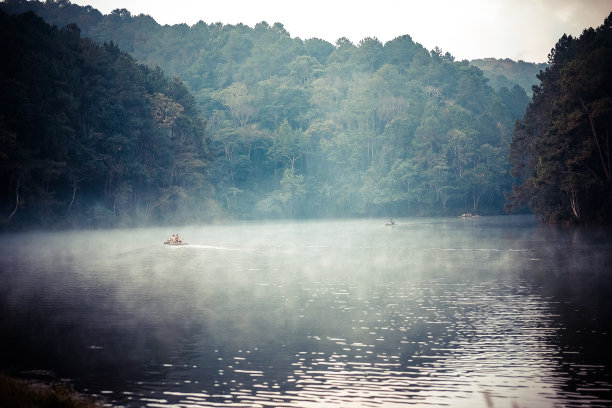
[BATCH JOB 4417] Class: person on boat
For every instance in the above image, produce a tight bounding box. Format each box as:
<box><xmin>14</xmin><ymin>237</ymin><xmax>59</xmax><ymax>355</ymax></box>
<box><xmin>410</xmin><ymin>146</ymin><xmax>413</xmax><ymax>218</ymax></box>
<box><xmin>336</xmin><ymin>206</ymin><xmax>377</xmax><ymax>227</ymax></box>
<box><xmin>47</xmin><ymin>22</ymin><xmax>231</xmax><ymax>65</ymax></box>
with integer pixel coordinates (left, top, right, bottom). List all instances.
<box><xmin>165</xmin><ymin>233</ymin><xmax>185</xmax><ymax>245</ymax></box>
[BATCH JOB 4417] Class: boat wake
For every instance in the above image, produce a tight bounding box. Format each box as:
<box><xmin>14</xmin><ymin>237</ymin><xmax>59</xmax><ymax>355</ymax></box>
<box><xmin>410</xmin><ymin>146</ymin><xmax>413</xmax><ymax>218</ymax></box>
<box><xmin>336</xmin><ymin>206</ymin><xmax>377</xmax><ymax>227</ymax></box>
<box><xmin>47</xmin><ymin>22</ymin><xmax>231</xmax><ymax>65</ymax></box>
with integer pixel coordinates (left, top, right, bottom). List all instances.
<box><xmin>184</xmin><ymin>244</ymin><xmax>243</xmax><ymax>251</ymax></box>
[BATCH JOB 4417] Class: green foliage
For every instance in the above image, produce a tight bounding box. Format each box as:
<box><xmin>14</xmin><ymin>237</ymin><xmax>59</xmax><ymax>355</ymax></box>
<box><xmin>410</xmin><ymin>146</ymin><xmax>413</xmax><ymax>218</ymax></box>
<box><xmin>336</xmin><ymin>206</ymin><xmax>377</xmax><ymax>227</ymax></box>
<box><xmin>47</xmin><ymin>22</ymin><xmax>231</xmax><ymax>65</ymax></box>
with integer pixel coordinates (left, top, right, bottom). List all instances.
<box><xmin>470</xmin><ymin>58</ymin><xmax>548</xmax><ymax>96</ymax></box>
<box><xmin>256</xmin><ymin>167</ymin><xmax>306</xmax><ymax>217</ymax></box>
<box><xmin>506</xmin><ymin>13</ymin><xmax>612</xmax><ymax>224</ymax></box>
<box><xmin>0</xmin><ymin>9</ymin><xmax>215</xmax><ymax>229</ymax></box>
<box><xmin>0</xmin><ymin>0</ymin><xmax>551</xmax><ymax>223</ymax></box>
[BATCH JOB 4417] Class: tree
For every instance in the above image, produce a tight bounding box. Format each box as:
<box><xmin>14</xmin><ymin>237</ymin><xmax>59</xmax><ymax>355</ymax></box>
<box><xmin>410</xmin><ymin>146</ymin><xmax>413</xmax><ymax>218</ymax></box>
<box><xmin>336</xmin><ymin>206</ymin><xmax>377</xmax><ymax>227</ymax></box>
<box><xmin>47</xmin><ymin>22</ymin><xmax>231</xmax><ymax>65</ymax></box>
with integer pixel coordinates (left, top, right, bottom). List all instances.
<box><xmin>268</xmin><ymin>119</ymin><xmax>307</xmax><ymax>170</ymax></box>
<box><xmin>215</xmin><ymin>82</ymin><xmax>255</xmax><ymax>127</ymax></box>
<box><xmin>506</xmin><ymin>13</ymin><xmax>612</xmax><ymax>223</ymax></box>
<box><xmin>497</xmin><ymin>84</ymin><xmax>530</xmax><ymax>122</ymax></box>
<box><xmin>256</xmin><ymin>167</ymin><xmax>305</xmax><ymax>217</ymax></box>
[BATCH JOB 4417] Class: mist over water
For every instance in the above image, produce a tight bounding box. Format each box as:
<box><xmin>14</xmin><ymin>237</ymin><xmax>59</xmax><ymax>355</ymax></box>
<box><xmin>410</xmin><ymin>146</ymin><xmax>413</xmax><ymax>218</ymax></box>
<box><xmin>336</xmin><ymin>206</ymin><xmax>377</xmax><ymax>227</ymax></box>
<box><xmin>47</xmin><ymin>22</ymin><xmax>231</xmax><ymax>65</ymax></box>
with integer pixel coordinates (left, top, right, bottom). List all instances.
<box><xmin>1</xmin><ymin>216</ymin><xmax>611</xmax><ymax>407</ymax></box>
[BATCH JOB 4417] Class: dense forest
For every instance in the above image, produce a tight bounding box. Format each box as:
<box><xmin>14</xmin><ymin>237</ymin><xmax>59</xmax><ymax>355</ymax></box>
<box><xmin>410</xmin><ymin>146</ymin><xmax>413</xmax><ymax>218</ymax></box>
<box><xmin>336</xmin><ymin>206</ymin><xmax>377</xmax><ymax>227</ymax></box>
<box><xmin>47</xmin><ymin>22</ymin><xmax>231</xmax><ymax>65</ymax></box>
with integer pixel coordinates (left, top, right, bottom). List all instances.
<box><xmin>0</xmin><ymin>9</ymin><xmax>218</xmax><ymax>228</ymax></box>
<box><xmin>469</xmin><ymin>58</ymin><xmax>547</xmax><ymax>96</ymax></box>
<box><xmin>506</xmin><ymin>13</ymin><xmax>612</xmax><ymax>224</ymax></box>
<box><xmin>1</xmin><ymin>1</ymin><xmax>609</xmax><ymax>228</ymax></box>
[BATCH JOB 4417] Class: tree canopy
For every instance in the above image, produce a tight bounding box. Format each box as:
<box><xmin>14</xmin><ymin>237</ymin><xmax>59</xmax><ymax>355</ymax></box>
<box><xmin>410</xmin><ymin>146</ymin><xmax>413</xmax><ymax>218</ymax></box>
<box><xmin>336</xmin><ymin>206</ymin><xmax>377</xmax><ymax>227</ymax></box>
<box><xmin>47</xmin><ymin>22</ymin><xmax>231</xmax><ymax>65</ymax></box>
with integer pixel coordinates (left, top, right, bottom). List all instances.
<box><xmin>506</xmin><ymin>12</ymin><xmax>612</xmax><ymax>224</ymax></box>
<box><xmin>0</xmin><ymin>9</ymin><xmax>217</xmax><ymax>229</ymax></box>
<box><xmin>470</xmin><ymin>58</ymin><xmax>547</xmax><ymax>97</ymax></box>
<box><xmin>5</xmin><ymin>0</ymin><xmax>583</xmax><ymax>228</ymax></box>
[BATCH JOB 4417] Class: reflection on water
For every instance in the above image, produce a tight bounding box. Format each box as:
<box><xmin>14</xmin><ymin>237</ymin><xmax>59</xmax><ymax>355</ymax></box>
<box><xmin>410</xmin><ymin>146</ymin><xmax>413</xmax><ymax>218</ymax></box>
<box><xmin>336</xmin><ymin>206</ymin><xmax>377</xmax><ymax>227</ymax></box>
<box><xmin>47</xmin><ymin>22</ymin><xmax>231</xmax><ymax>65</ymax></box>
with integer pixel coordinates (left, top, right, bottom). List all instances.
<box><xmin>1</xmin><ymin>216</ymin><xmax>611</xmax><ymax>407</ymax></box>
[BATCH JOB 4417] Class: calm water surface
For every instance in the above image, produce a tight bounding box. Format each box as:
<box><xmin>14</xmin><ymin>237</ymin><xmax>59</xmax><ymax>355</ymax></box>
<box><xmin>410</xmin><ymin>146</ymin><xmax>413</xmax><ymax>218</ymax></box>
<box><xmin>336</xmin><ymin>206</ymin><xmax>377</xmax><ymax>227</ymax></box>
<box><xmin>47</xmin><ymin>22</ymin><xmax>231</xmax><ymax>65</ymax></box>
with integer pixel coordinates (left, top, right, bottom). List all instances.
<box><xmin>1</xmin><ymin>216</ymin><xmax>611</xmax><ymax>407</ymax></box>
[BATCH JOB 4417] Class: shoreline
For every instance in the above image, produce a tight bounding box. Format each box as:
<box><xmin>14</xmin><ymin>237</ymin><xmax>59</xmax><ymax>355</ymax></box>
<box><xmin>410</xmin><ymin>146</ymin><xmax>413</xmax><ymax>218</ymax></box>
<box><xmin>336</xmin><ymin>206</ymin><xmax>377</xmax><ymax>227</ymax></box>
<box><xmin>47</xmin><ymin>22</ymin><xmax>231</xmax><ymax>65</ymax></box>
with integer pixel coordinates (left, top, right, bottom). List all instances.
<box><xmin>0</xmin><ymin>373</ymin><xmax>102</xmax><ymax>408</ymax></box>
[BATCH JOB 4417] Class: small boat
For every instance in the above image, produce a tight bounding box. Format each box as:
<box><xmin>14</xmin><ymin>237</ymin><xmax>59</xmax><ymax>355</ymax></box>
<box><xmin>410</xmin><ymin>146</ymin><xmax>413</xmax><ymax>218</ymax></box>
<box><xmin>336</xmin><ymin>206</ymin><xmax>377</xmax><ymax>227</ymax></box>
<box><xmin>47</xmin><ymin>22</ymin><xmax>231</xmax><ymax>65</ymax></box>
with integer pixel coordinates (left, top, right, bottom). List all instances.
<box><xmin>164</xmin><ymin>234</ymin><xmax>187</xmax><ymax>245</ymax></box>
<box><xmin>385</xmin><ymin>219</ymin><xmax>395</xmax><ymax>227</ymax></box>
<box><xmin>164</xmin><ymin>240</ymin><xmax>188</xmax><ymax>246</ymax></box>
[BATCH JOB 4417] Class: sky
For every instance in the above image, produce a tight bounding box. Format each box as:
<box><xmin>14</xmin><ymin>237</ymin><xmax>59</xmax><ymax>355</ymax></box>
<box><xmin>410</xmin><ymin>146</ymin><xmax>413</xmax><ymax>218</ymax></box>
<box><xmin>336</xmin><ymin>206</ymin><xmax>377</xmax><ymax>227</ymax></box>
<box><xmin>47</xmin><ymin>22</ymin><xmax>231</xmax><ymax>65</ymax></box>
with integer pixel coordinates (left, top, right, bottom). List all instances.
<box><xmin>68</xmin><ymin>0</ymin><xmax>611</xmax><ymax>62</ymax></box>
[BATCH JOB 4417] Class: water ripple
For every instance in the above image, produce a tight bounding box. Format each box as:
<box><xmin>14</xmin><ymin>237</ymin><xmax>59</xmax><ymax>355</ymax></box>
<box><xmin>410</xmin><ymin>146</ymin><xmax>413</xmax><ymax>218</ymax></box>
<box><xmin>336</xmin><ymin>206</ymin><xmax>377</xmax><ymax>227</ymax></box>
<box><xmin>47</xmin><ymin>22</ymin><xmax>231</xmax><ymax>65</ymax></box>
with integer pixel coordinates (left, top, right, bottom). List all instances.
<box><xmin>126</xmin><ymin>278</ymin><xmax>612</xmax><ymax>408</ymax></box>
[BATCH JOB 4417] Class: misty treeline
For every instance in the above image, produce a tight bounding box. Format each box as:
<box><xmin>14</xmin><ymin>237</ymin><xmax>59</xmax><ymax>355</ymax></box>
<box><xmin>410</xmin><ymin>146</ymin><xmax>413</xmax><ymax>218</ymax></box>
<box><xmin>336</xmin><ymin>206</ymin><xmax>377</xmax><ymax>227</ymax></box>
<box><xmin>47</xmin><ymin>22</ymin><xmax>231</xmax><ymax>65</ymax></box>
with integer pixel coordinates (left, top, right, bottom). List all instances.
<box><xmin>506</xmin><ymin>13</ymin><xmax>612</xmax><ymax>224</ymax></box>
<box><xmin>469</xmin><ymin>58</ymin><xmax>547</xmax><ymax>98</ymax></box>
<box><xmin>2</xmin><ymin>1</ymin><xmax>608</xmax><ymax>228</ymax></box>
<box><xmin>0</xmin><ymin>9</ymin><xmax>217</xmax><ymax>228</ymax></box>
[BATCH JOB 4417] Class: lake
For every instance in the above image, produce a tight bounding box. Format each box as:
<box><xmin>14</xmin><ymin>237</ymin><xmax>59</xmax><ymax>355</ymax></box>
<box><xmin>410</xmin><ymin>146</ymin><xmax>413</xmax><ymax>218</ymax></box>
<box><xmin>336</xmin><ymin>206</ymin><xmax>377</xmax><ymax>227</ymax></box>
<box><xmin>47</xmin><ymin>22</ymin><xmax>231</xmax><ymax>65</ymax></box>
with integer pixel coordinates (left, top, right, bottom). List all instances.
<box><xmin>1</xmin><ymin>215</ymin><xmax>611</xmax><ymax>407</ymax></box>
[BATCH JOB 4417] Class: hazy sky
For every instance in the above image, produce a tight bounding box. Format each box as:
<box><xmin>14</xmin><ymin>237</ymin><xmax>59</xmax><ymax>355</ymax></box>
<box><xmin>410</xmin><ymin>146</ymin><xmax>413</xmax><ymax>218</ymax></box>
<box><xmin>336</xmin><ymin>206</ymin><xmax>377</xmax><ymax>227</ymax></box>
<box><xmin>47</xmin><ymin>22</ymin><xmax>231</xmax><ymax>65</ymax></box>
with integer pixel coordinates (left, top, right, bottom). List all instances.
<box><xmin>69</xmin><ymin>0</ymin><xmax>611</xmax><ymax>62</ymax></box>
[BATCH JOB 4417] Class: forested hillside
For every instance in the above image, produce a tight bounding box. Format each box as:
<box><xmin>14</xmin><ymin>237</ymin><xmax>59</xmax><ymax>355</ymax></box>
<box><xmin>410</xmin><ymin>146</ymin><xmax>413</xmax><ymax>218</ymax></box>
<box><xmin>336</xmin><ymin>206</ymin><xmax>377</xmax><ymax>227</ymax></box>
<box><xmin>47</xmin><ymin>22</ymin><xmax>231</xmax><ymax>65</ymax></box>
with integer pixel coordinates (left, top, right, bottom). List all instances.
<box><xmin>506</xmin><ymin>13</ymin><xmax>612</xmax><ymax>224</ymax></box>
<box><xmin>1</xmin><ymin>0</ymin><xmax>535</xmax><ymax>228</ymax></box>
<box><xmin>470</xmin><ymin>58</ymin><xmax>547</xmax><ymax>96</ymax></box>
<box><xmin>0</xmin><ymin>9</ymin><xmax>218</xmax><ymax>229</ymax></box>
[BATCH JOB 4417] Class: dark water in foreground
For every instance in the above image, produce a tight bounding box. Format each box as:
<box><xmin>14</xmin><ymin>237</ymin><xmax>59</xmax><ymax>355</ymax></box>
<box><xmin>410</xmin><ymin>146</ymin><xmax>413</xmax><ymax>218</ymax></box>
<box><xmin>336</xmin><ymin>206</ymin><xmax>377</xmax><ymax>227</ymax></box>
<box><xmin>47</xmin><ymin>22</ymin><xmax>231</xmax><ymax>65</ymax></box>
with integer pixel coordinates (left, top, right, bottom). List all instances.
<box><xmin>1</xmin><ymin>216</ymin><xmax>611</xmax><ymax>407</ymax></box>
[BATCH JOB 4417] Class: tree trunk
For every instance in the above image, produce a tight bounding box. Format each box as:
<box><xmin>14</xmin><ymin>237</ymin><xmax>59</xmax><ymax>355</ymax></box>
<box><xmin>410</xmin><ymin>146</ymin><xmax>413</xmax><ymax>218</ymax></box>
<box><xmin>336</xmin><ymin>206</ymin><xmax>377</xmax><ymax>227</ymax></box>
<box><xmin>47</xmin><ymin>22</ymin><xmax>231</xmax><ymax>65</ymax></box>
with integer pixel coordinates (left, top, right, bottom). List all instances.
<box><xmin>8</xmin><ymin>180</ymin><xmax>20</xmax><ymax>220</ymax></box>
<box><xmin>569</xmin><ymin>188</ymin><xmax>580</xmax><ymax>220</ymax></box>
<box><xmin>68</xmin><ymin>183</ymin><xmax>78</xmax><ymax>212</ymax></box>
<box><xmin>582</xmin><ymin>97</ymin><xmax>611</xmax><ymax>181</ymax></box>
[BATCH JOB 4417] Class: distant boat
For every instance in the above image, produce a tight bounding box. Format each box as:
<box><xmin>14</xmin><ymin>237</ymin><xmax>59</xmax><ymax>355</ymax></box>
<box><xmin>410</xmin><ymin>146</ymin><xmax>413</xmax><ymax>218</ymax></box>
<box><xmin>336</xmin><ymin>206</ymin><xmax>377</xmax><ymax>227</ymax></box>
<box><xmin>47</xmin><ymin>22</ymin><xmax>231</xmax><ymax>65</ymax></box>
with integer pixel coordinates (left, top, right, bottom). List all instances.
<box><xmin>164</xmin><ymin>234</ymin><xmax>187</xmax><ymax>245</ymax></box>
<box><xmin>164</xmin><ymin>240</ymin><xmax>188</xmax><ymax>246</ymax></box>
<box><xmin>385</xmin><ymin>219</ymin><xmax>395</xmax><ymax>227</ymax></box>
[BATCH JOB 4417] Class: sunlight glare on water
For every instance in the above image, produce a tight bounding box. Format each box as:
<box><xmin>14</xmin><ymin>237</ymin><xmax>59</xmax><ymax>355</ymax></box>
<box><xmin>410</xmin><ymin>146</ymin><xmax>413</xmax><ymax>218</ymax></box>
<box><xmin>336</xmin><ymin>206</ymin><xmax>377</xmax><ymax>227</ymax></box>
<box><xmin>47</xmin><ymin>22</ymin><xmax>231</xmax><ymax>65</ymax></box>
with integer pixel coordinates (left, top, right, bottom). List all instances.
<box><xmin>1</xmin><ymin>216</ymin><xmax>611</xmax><ymax>407</ymax></box>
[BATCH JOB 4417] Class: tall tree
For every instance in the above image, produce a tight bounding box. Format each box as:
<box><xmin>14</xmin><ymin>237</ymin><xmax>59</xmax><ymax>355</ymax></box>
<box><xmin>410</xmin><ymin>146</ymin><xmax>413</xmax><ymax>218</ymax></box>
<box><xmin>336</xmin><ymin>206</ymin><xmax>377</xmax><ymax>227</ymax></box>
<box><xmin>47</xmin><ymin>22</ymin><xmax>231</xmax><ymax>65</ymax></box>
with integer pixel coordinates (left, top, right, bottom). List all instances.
<box><xmin>506</xmin><ymin>14</ymin><xmax>612</xmax><ymax>223</ymax></box>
